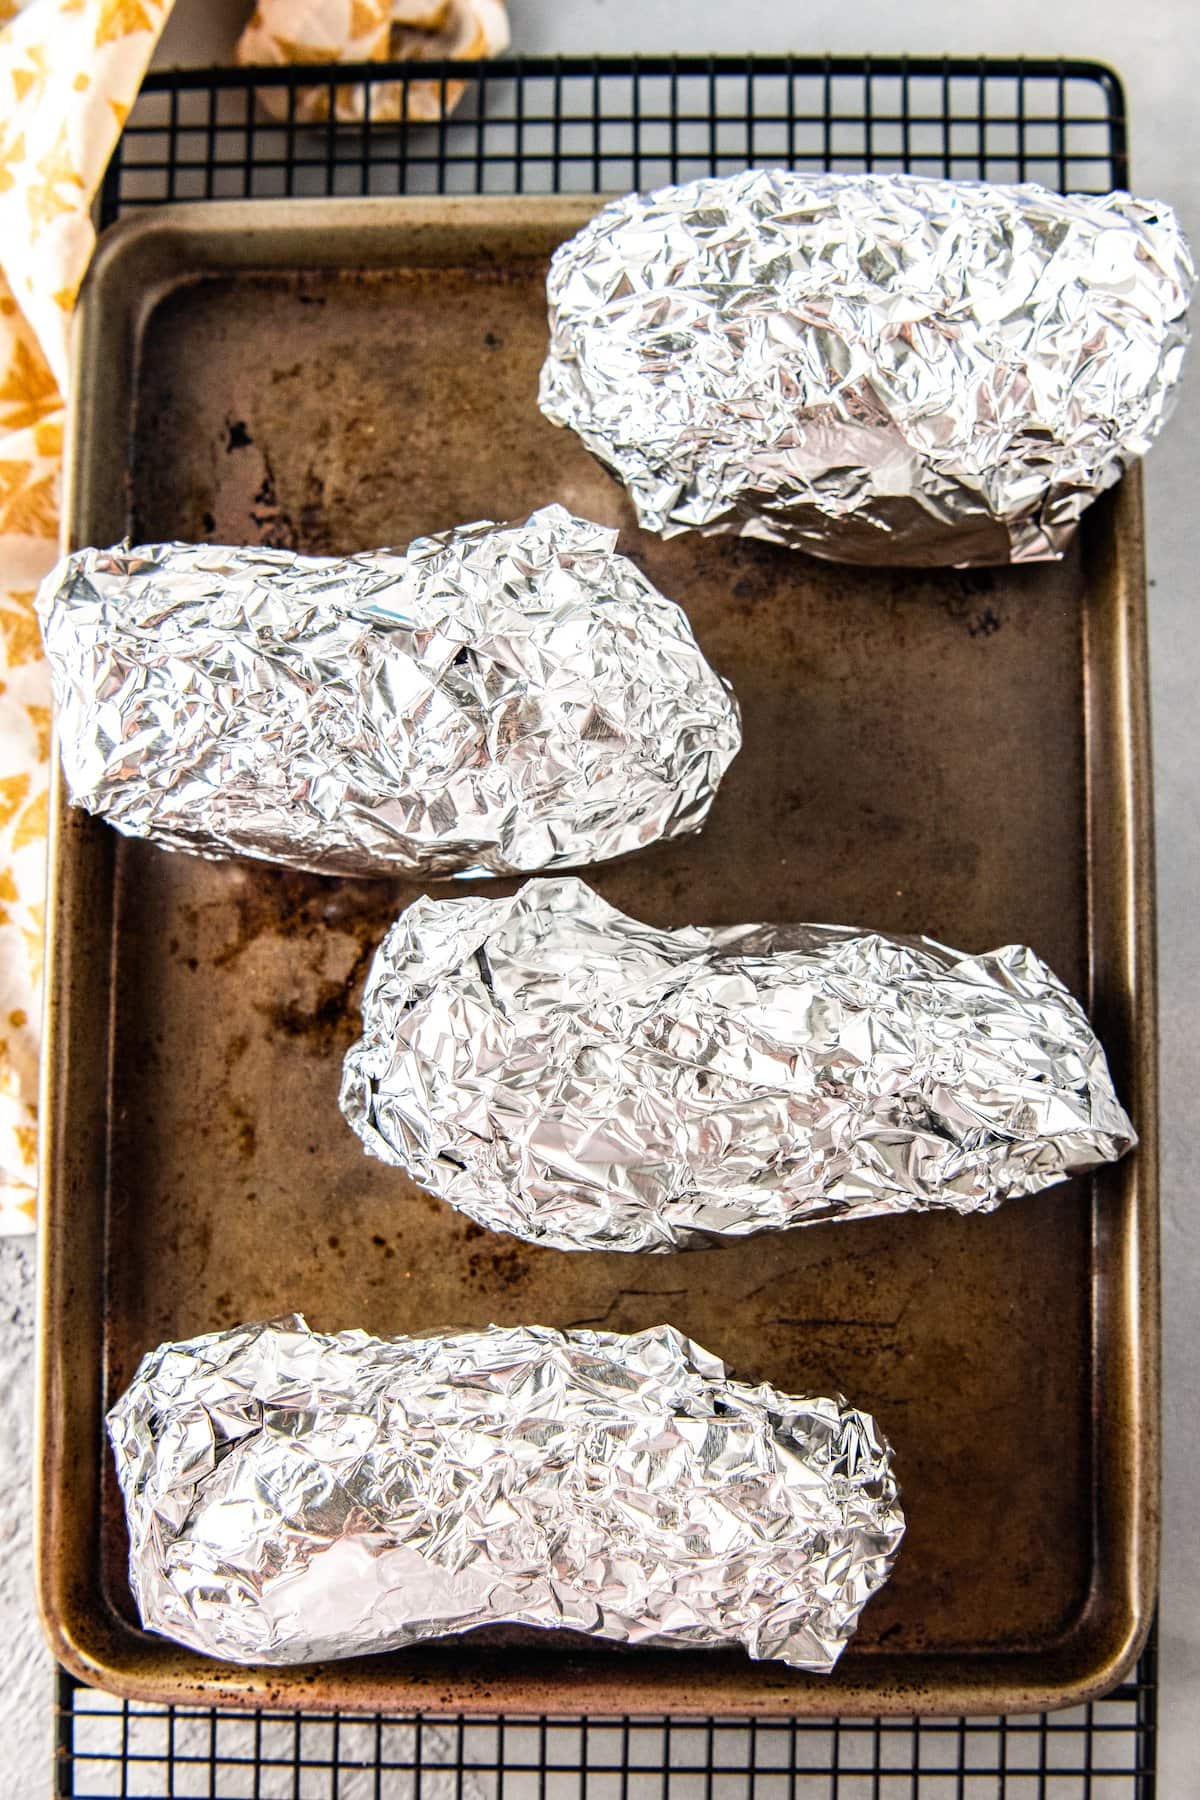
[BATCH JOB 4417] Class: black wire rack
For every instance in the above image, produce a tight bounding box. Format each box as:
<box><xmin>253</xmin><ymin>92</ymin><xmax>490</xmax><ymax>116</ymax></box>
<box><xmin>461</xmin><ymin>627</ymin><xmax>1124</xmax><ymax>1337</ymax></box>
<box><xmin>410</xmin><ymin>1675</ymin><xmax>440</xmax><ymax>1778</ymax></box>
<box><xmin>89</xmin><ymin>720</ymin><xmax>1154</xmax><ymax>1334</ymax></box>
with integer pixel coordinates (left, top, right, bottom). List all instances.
<box><xmin>99</xmin><ymin>52</ymin><xmax>1128</xmax><ymax>224</ymax></box>
<box><xmin>59</xmin><ymin>50</ymin><xmax>1154</xmax><ymax>1800</ymax></box>
<box><xmin>56</xmin><ymin>1643</ymin><xmax>1158</xmax><ymax>1800</ymax></box>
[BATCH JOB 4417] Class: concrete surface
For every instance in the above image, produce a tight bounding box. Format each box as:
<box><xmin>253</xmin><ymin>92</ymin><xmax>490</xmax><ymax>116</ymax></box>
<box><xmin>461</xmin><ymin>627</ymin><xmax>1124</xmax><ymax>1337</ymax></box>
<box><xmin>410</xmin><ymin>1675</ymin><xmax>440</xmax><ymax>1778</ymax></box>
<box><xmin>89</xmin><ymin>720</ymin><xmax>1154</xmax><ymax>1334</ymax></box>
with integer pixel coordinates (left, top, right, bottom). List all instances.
<box><xmin>2</xmin><ymin>0</ymin><xmax>1195</xmax><ymax>1792</ymax></box>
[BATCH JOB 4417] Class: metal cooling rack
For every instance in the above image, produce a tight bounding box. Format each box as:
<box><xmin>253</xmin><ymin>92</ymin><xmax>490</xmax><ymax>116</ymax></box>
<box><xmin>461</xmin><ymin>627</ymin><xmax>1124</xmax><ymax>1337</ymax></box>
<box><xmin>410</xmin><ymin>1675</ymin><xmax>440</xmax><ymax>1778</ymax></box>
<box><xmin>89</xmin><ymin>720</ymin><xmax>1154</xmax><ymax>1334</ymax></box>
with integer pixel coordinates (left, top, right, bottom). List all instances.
<box><xmin>57</xmin><ymin>51</ymin><xmax>1154</xmax><ymax>1800</ymax></box>
<box><xmin>98</xmin><ymin>53</ymin><xmax>1128</xmax><ymax>220</ymax></box>
<box><xmin>58</xmin><ymin>1642</ymin><xmax>1157</xmax><ymax>1799</ymax></box>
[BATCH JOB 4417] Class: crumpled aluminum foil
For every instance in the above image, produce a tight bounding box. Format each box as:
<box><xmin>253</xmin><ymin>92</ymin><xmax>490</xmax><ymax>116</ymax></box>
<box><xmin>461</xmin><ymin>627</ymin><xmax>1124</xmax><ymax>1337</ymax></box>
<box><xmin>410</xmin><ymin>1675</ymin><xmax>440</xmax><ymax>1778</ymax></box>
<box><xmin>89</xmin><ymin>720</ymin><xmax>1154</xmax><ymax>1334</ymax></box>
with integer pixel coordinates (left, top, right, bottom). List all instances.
<box><xmin>37</xmin><ymin>506</ymin><xmax>740</xmax><ymax>878</ymax></box>
<box><xmin>539</xmin><ymin>170</ymin><xmax>1194</xmax><ymax>566</ymax></box>
<box><xmin>107</xmin><ymin>1315</ymin><xmax>904</xmax><ymax>1671</ymax></box>
<box><xmin>341</xmin><ymin>876</ymin><xmax>1136</xmax><ymax>1252</ymax></box>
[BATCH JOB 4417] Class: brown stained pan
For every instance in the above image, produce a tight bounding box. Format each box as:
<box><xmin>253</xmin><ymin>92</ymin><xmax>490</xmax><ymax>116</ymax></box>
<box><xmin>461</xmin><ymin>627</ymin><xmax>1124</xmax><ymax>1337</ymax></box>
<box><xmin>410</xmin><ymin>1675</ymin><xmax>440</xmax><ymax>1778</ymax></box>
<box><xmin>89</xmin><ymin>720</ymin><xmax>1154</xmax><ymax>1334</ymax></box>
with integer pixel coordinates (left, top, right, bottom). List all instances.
<box><xmin>34</xmin><ymin>198</ymin><xmax>1158</xmax><ymax>1717</ymax></box>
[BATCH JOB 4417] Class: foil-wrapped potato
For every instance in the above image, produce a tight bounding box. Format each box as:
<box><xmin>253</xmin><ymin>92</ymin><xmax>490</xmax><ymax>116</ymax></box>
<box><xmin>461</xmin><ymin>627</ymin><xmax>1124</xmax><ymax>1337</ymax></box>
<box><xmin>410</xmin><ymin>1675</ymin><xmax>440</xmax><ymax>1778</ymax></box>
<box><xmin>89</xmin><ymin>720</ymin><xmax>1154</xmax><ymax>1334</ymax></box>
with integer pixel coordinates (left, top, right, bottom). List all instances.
<box><xmin>341</xmin><ymin>877</ymin><xmax>1136</xmax><ymax>1252</ymax></box>
<box><xmin>540</xmin><ymin>169</ymin><xmax>1193</xmax><ymax>566</ymax></box>
<box><xmin>37</xmin><ymin>508</ymin><xmax>740</xmax><ymax>878</ymax></box>
<box><xmin>108</xmin><ymin>1316</ymin><xmax>903</xmax><ymax>1671</ymax></box>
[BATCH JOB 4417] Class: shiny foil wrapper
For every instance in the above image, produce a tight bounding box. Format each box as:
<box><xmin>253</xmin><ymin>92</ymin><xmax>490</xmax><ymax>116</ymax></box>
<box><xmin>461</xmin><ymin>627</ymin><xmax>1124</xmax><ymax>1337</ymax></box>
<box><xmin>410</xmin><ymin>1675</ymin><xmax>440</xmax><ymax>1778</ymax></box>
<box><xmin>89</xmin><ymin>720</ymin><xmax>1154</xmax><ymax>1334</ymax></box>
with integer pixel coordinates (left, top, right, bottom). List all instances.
<box><xmin>107</xmin><ymin>1316</ymin><xmax>904</xmax><ymax>1671</ymax></box>
<box><xmin>341</xmin><ymin>877</ymin><xmax>1136</xmax><ymax>1252</ymax></box>
<box><xmin>37</xmin><ymin>507</ymin><xmax>740</xmax><ymax>878</ymax></box>
<box><xmin>540</xmin><ymin>170</ymin><xmax>1194</xmax><ymax>566</ymax></box>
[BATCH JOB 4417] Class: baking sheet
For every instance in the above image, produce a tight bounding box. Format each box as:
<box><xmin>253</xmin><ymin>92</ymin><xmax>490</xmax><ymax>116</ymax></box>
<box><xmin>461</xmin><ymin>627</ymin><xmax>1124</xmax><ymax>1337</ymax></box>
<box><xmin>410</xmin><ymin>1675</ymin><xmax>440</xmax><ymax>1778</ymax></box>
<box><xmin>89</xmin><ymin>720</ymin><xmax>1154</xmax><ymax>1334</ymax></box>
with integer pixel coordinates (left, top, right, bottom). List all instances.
<box><xmin>35</xmin><ymin>197</ymin><xmax>1158</xmax><ymax>1715</ymax></box>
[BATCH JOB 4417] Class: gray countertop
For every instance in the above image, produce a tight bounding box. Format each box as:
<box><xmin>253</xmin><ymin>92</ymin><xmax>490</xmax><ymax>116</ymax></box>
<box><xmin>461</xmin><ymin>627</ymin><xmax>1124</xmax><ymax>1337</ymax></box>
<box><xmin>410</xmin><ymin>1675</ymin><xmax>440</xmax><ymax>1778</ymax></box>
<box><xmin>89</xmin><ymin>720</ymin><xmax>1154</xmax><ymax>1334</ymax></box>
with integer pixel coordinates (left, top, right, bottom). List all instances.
<box><xmin>4</xmin><ymin>1</ymin><xmax>1195</xmax><ymax>1792</ymax></box>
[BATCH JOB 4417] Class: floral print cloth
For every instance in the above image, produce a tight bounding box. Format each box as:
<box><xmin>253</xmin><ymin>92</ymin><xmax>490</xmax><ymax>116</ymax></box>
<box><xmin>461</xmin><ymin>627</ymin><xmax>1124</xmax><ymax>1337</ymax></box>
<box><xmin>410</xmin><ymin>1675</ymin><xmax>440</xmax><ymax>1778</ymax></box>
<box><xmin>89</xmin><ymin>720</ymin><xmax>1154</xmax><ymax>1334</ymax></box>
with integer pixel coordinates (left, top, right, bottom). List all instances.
<box><xmin>0</xmin><ymin>0</ymin><xmax>177</xmax><ymax>1230</ymax></box>
<box><xmin>0</xmin><ymin>0</ymin><xmax>508</xmax><ymax>1228</ymax></box>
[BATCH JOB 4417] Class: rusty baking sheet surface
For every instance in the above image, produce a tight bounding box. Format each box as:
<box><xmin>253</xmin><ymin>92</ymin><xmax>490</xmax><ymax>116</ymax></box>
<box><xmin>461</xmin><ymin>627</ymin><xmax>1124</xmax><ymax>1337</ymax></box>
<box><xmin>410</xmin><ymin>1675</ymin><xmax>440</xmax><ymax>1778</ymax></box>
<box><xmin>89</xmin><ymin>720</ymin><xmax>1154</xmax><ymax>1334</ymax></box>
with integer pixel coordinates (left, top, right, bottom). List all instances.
<box><xmin>35</xmin><ymin>198</ymin><xmax>1158</xmax><ymax>1717</ymax></box>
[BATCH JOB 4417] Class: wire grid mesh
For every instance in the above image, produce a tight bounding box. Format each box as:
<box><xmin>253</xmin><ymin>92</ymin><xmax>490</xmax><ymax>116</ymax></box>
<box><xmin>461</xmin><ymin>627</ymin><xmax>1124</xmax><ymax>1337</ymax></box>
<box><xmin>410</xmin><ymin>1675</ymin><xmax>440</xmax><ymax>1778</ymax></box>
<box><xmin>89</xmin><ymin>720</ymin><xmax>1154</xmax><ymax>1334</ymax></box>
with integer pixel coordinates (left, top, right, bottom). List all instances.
<box><xmin>99</xmin><ymin>54</ymin><xmax>1128</xmax><ymax>223</ymax></box>
<box><xmin>58</xmin><ymin>1639</ymin><xmax>1157</xmax><ymax>1800</ymax></box>
<box><xmin>61</xmin><ymin>49</ymin><xmax>1153</xmax><ymax>1800</ymax></box>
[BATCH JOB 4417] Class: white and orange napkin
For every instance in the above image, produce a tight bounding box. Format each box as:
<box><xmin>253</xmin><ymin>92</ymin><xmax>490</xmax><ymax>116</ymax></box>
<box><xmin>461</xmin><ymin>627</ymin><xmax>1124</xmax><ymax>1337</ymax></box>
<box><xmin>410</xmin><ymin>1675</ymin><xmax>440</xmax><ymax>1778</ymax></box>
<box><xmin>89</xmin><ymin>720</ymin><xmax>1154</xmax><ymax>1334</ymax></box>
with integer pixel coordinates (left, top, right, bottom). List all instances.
<box><xmin>0</xmin><ymin>0</ymin><xmax>508</xmax><ymax>1229</ymax></box>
